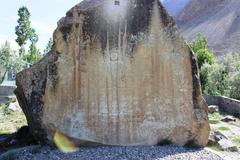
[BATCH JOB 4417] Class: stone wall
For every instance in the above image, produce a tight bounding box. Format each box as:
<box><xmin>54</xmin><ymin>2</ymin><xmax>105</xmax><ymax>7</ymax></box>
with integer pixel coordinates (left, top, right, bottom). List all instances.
<box><xmin>0</xmin><ymin>85</ymin><xmax>16</xmax><ymax>96</ymax></box>
<box><xmin>204</xmin><ymin>95</ymin><xmax>240</xmax><ymax>117</ymax></box>
<box><xmin>0</xmin><ymin>85</ymin><xmax>16</xmax><ymax>104</ymax></box>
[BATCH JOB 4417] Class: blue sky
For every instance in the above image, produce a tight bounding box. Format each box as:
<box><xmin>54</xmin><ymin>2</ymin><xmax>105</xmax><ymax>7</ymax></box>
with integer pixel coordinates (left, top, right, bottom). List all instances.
<box><xmin>0</xmin><ymin>0</ymin><xmax>82</xmax><ymax>53</ymax></box>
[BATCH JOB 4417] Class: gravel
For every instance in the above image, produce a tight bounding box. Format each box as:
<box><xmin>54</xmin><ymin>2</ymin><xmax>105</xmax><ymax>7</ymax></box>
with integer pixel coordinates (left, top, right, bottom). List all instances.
<box><xmin>1</xmin><ymin>145</ymin><xmax>223</xmax><ymax>160</ymax></box>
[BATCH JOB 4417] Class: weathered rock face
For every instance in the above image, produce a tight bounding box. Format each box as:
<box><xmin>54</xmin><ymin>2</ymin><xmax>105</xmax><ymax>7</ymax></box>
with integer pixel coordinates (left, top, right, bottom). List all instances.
<box><xmin>15</xmin><ymin>0</ymin><xmax>210</xmax><ymax>147</ymax></box>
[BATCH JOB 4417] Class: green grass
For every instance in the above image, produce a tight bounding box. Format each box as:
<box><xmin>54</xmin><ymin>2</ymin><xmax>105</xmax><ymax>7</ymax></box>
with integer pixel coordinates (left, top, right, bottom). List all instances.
<box><xmin>209</xmin><ymin>119</ymin><xmax>220</xmax><ymax>124</ymax></box>
<box><xmin>208</xmin><ymin>112</ymin><xmax>224</xmax><ymax>126</ymax></box>
<box><xmin>207</xmin><ymin>144</ymin><xmax>221</xmax><ymax>151</ymax></box>
<box><xmin>0</xmin><ymin>101</ymin><xmax>27</xmax><ymax>134</ymax></box>
<box><xmin>217</xmin><ymin>126</ymin><xmax>230</xmax><ymax>131</ymax></box>
<box><xmin>0</xmin><ymin>103</ymin><xmax>11</xmax><ymax>115</ymax></box>
<box><xmin>232</xmin><ymin>138</ymin><xmax>240</xmax><ymax>148</ymax></box>
<box><xmin>208</xmin><ymin>112</ymin><xmax>223</xmax><ymax>120</ymax></box>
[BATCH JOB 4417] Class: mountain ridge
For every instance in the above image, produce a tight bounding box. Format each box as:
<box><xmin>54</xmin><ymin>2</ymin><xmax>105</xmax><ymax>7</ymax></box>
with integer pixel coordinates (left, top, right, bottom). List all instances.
<box><xmin>176</xmin><ymin>0</ymin><xmax>240</xmax><ymax>57</ymax></box>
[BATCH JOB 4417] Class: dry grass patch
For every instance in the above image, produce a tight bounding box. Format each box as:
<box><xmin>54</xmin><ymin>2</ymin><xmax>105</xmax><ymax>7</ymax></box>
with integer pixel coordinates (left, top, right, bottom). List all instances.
<box><xmin>0</xmin><ymin>102</ymin><xmax>27</xmax><ymax>134</ymax></box>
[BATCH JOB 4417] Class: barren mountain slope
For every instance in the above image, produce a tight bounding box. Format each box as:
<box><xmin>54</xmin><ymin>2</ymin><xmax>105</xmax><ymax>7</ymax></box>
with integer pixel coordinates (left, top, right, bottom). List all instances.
<box><xmin>177</xmin><ymin>0</ymin><xmax>240</xmax><ymax>57</ymax></box>
<box><xmin>162</xmin><ymin>0</ymin><xmax>190</xmax><ymax>17</ymax></box>
<box><xmin>177</xmin><ymin>0</ymin><xmax>226</xmax><ymax>23</ymax></box>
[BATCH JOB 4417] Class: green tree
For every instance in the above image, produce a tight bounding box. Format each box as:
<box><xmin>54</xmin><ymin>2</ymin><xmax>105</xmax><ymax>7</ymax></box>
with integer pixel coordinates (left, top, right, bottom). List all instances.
<box><xmin>222</xmin><ymin>53</ymin><xmax>240</xmax><ymax>100</ymax></box>
<box><xmin>229</xmin><ymin>72</ymin><xmax>240</xmax><ymax>100</ymax></box>
<box><xmin>26</xmin><ymin>28</ymin><xmax>41</xmax><ymax>64</ymax></box>
<box><xmin>190</xmin><ymin>33</ymin><xmax>216</xmax><ymax>69</ymax></box>
<box><xmin>191</xmin><ymin>38</ymin><xmax>240</xmax><ymax>100</ymax></box>
<box><xmin>190</xmin><ymin>33</ymin><xmax>216</xmax><ymax>91</ymax></box>
<box><xmin>223</xmin><ymin>53</ymin><xmax>240</xmax><ymax>73</ymax></box>
<box><xmin>199</xmin><ymin>53</ymin><xmax>240</xmax><ymax>100</ymax></box>
<box><xmin>15</xmin><ymin>6</ymin><xmax>31</xmax><ymax>57</ymax></box>
<box><xmin>0</xmin><ymin>42</ymin><xmax>11</xmax><ymax>68</ymax></box>
<box><xmin>43</xmin><ymin>38</ymin><xmax>53</xmax><ymax>55</ymax></box>
<box><xmin>27</xmin><ymin>44</ymin><xmax>41</xmax><ymax>64</ymax></box>
<box><xmin>201</xmin><ymin>63</ymin><xmax>228</xmax><ymax>96</ymax></box>
<box><xmin>0</xmin><ymin>42</ymin><xmax>23</xmax><ymax>83</ymax></box>
<box><xmin>15</xmin><ymin>6</ymin><xmax>41</xmax><ymax>65</ymax></box>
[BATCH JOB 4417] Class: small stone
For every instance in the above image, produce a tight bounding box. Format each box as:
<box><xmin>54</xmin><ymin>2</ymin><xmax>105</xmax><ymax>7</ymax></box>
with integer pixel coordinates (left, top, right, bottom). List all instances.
<box><xmin>213</xmin><ymin>131</ymin><xmax>228</xmax><ymax>141</ymax></box>
<box><xmin>208</xmin><ymin>105</ymin><xmax>219</xmax><ymax>114</ymax></box>
<box><xmin>208</xmin><ymin>131</ymin><xmax>227</xmax><ymax>145</ymax></box>
<box><xmin>218</xmin><ymin>139</ymin><xmax>238</xmax><ymax>152</ymax></box>
<box><xmin>208</xmin><ymin>134</ymin><xmax>217</xmax><ymax>145</ymax></box>
<box><xmin>8</xmin><ymin>101</ymin><xmax>21</xmax><ymax>111</ymax></box>
<box><xmin>221</xmin><ymin>116</ymin><xmax>236</xmax><ymax>122</ymax></box>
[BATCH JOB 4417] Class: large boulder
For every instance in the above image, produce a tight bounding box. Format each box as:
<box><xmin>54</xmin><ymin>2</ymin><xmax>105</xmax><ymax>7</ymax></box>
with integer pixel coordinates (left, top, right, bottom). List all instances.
<box><xmin>15</xmin><ymin>0</ymin><xmax>209</xmax><ymax>147</ymax></box>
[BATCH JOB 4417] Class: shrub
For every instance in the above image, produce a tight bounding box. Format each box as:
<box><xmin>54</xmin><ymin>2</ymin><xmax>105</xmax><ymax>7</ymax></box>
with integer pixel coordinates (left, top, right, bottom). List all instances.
<box><xmin>201</xmin><ymin>63</ymin><xmax>228</xmax><ymax>96</ymax></box>
<box><xmin>222</xmin><ymin>53</ymin><xmax>240</xmax><ymax>99</ymax></box>
<box><xmin>228</xmin><ymin>72</ymin><xmax>240</xmax><ymax>100</ymax></box>
<box><xmin>190</xmin><ymin>33</ymin><xmax>216</xmax><ymax>91</ymax></box>
<box><xmin>190</xmin><ymin>34</ymin><xmax>240</xmax><ymax>100</ymax></box>
<box><xmin>223</xmin><ymin>53</ymin><xmax>240</xmax><ymax>73</ymax></box>
<box><xmin>190</xmin><ymin>33</ymin><xmax>216</xmax><ymax>69</ymax></box>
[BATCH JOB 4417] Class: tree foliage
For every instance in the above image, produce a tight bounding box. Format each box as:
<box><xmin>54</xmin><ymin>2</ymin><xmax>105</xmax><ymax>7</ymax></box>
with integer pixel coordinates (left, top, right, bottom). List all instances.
<box><xmin>15</xmin><ymin>6</ymin><xmax>31</xmax><ymax>48</ymax></box>
<box><xmin>190</xmin><ymin>33</ymin><xmax>216</xmax><ymax>91</ymax></box>
<box><xmin>198</xmin><ymin>53</ymin><xmax>240</xmax><ymax>100</ymax></box>
<box><xmin>26</xmin><ymin>28</ymin><xmax>41</xmax><ymax>64</ymax></box>
<box><xmin>223</xmin><ymin>54</ymin><xmax>240</xmax><ymax>73</ymax></box>
<box><xmin>201</xmin><ymin>63</ymin><xmax>228</xmax><ymax>96</ymax></box>
<box><xmin>43</xmin><ymin>38</ymin><xmax>53</xmax><ymax>55</ymax></box>
<box><xmin>223</xmin><ymin>54</ymin><xmax>240</xmax><ymax>100</ymax></box>
<box><xmin>26</xmin><ymin>43</ymin><xmax>41</xmax><ymax>64</ymax></box>
<box><xmin>0</xmin><ymin>42</ymin><xmax>23</xmax><ymax>83</ymax></box>
<box><xmin>190</xmin><ymin>34</ymin><xmax>240</xmax><ymax>100</ymax></box>
<box><xmin>0</xmin><ymin>42</ymin><xmax>11</xmax><ymax>68</ymax></box>
<box><xmin>190</xmin><ymin>33</ymin><xmax>216</xmax><ymax>69</ymax></box>
<box><xmin>15</xmin><ymin>6</ymin><xmax>41</xmax><ymax>64</ymax></box>
<box><xmin>229</xmin><ymin>72</ymin><xmax>240</xmax><ymax>100</ymax></box>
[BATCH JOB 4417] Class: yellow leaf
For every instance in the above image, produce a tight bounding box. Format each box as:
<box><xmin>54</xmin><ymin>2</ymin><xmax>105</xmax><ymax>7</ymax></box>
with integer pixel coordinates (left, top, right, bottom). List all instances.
<box><xmin>53</xmin><ymin>131</ymin><xmax>79</xmax><ymax>153</ymax></box>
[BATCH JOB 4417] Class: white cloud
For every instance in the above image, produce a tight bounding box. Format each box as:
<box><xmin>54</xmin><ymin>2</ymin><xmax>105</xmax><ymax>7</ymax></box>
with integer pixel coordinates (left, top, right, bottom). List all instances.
<box><xmin>32</xmin><ymin>21</ymin><xmax>56</xmax><ymax>34</ymax></box>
